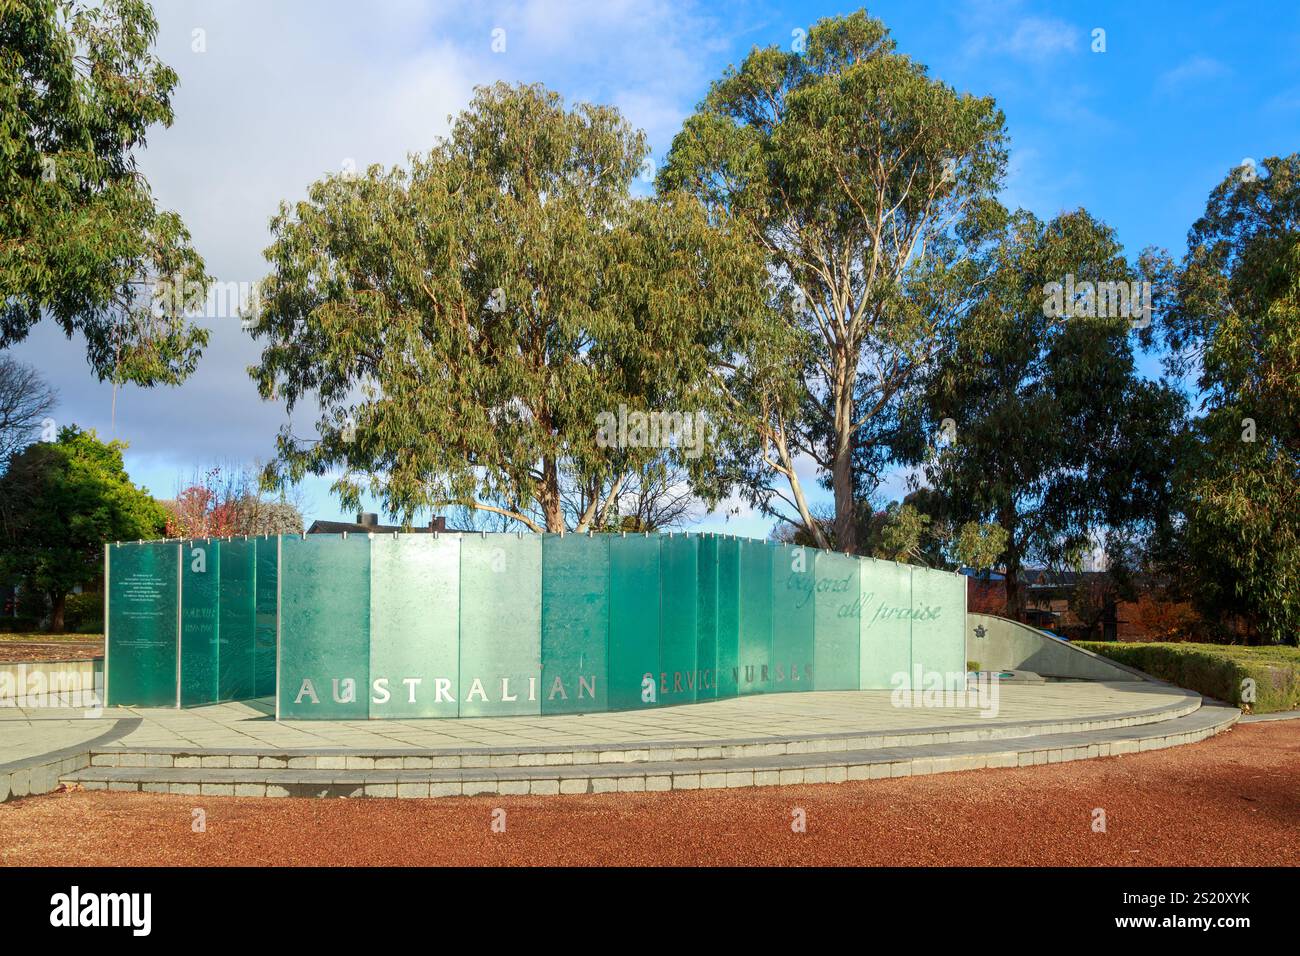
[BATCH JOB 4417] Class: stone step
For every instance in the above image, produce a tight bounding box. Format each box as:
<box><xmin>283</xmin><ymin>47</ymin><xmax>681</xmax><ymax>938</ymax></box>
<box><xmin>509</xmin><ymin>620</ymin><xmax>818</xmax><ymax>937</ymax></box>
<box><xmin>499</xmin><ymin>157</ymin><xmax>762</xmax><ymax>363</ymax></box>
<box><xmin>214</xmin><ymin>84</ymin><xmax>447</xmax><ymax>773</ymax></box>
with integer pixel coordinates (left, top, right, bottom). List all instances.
<box><xmin>62</xmin><ymin>700</ymin><xmax>1238</xmax><ymax>798</ymax></box>
<box><xmin>83</xmin><ymin>693</ymin><xmax>1202</xmax><ymax>772</ymax></box>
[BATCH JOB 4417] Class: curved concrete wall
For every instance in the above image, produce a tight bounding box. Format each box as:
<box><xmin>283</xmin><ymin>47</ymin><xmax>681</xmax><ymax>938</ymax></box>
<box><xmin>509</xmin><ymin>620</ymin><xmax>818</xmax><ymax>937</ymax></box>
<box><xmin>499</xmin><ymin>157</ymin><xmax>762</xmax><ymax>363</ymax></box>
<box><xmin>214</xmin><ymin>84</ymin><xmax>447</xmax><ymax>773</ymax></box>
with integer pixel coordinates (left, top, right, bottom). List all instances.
<box><xmin>965</xmin><ymin>613</ymin><xmax>1147</xmax><ymax>681</ymax></box>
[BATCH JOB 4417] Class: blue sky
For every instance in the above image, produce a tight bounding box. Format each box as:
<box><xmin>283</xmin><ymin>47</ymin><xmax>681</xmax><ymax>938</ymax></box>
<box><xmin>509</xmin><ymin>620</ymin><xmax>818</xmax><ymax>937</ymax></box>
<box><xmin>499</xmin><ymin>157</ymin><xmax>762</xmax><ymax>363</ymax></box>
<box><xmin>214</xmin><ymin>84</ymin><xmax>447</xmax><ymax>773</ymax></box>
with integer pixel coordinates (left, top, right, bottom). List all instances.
<box><xmin>9</xmin><ymin>0</ymin><xmax>1298</xmax><ymax>536</ymax></box>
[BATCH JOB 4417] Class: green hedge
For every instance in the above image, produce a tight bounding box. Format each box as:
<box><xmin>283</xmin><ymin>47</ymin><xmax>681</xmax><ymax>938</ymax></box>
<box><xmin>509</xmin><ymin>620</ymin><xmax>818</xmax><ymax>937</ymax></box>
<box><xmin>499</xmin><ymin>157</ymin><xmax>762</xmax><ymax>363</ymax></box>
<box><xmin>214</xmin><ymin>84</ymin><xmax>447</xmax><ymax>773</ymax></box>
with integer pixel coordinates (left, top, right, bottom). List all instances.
<box><xmin>1077</xmin><ymin>641</ymin><xmax>1300</xmax><ymax>714</ymax></box>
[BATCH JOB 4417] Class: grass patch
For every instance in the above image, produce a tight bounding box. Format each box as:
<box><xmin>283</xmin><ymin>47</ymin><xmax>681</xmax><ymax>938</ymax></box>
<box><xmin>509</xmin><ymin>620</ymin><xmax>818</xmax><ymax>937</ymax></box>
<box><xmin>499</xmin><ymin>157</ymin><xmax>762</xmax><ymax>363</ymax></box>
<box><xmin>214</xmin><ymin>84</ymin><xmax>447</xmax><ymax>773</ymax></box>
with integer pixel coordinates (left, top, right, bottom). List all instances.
<box><xmin>1077</xmin><ymin>641</ymin><xmax>1300</xmax><ymax>714</ymax></box>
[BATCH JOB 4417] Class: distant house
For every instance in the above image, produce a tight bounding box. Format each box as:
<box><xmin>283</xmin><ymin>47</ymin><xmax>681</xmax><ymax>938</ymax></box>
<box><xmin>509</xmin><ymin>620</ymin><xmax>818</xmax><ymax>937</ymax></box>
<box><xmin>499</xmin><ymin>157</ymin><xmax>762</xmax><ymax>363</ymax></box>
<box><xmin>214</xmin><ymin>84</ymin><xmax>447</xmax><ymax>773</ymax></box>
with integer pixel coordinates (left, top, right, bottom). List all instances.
<box><xmin>305</xmin><ymin>513</ymin><xmax>454</xmax><ymax>535</ymax></box>
<box><xmin>963</xmin><ymin>568</ymin><xmax>1141</xmax><ymax>640</ymax></box>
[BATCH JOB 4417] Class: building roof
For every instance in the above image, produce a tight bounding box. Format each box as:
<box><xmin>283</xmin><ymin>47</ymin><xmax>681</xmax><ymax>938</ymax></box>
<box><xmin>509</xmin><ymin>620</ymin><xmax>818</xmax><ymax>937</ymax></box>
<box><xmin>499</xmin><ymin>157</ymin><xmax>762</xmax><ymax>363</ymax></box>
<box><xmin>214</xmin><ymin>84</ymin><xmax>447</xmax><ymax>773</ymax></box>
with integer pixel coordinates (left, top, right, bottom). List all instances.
<box><xmin>306</xmin><ymin>515</ymin><xmax>456</xmax><ymax>535</ymax></box>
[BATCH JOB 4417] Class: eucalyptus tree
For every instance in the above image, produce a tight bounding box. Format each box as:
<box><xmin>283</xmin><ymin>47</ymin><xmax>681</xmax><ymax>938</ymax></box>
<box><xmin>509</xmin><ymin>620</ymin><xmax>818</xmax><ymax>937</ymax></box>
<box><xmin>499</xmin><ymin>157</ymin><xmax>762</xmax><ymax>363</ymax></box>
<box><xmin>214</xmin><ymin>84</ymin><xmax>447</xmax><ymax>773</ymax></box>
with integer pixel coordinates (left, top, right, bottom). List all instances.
<box><xmin>1153</xmin><ymin>155</ymin><xmax>1300</xmax><ymax>644</ymax></box>
<box><xmin>893</xmin><ymin>209</ymin><xmax>1186</xmax><ymax>621</ymax></box>
<box><xmin>248</xmin><ymin>82</ymin><xmax>767</xmax><ymax>531</ymax></box>
<box><xmin>658</xmin><ymin>10</ymin><xmax>1007</xmax><ymax>552</ymax></box>
<box><xmin>0</xmin><ymin>0</ymin><xmax>208</xmax><ymax>385</ymax></box>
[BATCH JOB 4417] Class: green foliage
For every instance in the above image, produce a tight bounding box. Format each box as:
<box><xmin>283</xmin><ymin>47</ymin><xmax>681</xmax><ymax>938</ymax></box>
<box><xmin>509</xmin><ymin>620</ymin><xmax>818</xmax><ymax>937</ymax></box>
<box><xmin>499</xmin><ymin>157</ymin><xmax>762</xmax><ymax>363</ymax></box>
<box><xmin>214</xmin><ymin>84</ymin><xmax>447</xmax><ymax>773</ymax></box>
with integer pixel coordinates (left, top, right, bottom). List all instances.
<box><xmin>1077</xmin><ymin>641</ymin><xmax>1300</xmax><ymax>714</ymax></box>
<box><xmin>870</xmin><ymin>498</ymin><xmax>1005</xmax><ymax>570</ymax></box>
<box><xmin>1151</xmin><ymin>156</ymin><xmax>1300</xmax><ymax>645</ymax></box>
<box><xmin>955</xmin><ymin>520</ymin><xmax>1008</xmax><ymax>571</ymax></box>
<box><xmin>0</xmin><ymin>0</ymin><xmax>209</xmax><ymax>384</ymax></box>
<box><xmin>0</xmin><ymin>616</ymin><xmax>41</xmax><ymax>633</ymax></box>
<box><xmin>874</xmin><ymin>502</ymin><xmax>931</xmax><ymax>564</ymax></box>
<box><xmin>249</xmin><ymin>82</ymin><xmax>768</xmax><ymax>532</ymax></box>
<box><xmin>894</xmin><ymin>208</ymin><xmax>1186</xmax><ymax>617</ymax></box>
<box><xmin>0</xmin><ymin>426</ymin><xmax>166</xmax><ymax>629</ymax></box>
<box><xmin>63</xmin><ymin>589</ymin><xmax>103</xmax><ymax>632</ymax></box>
<box><xmin>659</xmin><ymin>9</ymin><xmax>1008</xmax><ymax>552</ymax></box>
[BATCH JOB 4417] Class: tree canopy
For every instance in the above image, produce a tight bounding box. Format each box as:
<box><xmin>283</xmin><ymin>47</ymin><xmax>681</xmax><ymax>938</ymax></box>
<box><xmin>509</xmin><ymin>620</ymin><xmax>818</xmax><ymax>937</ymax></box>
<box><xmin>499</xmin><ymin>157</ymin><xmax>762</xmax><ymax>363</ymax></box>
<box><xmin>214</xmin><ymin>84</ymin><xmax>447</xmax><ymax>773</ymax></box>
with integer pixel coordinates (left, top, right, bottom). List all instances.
<box><xmin>0</xmin><ymin>0</ymin><xmax>208</xmax><ymax>385</ymax></box>
<box><xmin>1153</xmin><ymin>155</ymin><xmax>1300</xmax><ymax>644</ymax></box>
<box><xmin>894</xmin><ymin>209</ymin><xmax>1186</xmax><ymax>619</ymax></box>
<box><xmin>0</xmin><ymin>425</ymin><xmax>166</xmax><ymax>630</ymax></box>
<box><xmin>659</xmin><ymin>9</ymin><xmax>1008</xmax><ymax>553</ymax></box>
<box><xmin>249</xmin><ymin>82</ymin><xmax>768</xmax><ymax>532</ymax></box>
<box><xmin>0</xmin><ymin>354</ymin><xmax>56</xmax><ymax>462</ymax></box>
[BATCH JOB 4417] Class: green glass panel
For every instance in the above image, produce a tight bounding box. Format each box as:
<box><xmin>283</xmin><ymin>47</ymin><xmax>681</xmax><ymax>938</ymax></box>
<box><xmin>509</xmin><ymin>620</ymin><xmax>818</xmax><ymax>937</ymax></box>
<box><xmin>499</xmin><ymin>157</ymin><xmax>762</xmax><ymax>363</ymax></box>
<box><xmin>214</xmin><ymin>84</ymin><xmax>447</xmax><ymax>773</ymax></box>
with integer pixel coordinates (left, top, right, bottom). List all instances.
<box><xmin>736</xmin><ymin>539</ymin><xmax>772</xmax><ymax>695</ymax></box>
<box><xmin>369</xmin><ymin>534</ymin><xmax>460</xmax><ymax>718</ymax></box>
<box><xmin>859</xmin><ymin>557</ymin><xmax>913</xmax><ymax>690</ymax></box>
<box><xmin>278</xmin><ymin>534</ymin><xmax>370</xmax><ymax>719</ymax></box>
<box><xmin>771</xmin><ymin>544</ymin><xmax>816</xmax><ymax>694</ymax></box>
<box><xmin>541</xmin><ymin>533</ymin><xmax>608</xmax><ymax>715</ymax></box>
<box><xmin>106</xmin><ymin>541</ymin><xmax>179</xmax><ymax>707</ymax></box>
<box><xmin>218</xmin><ymin>538</ymin><xmax>256</xmax><ymax>701</ymax></box>
<box><xmin>909</xmin><ymin>567</ymin><xmax>967</xmax><ymax>689</ymax></box>
<box><xmin>812</xmin><ymin>550</ymin><xmax>860</xmax><ymax>690</ymax></box>
<box><xmin>254</xmin><ymin>537</ymin><xmax>278</xmax><ymax>697</ymax></box>
<box><xmin>714</xmin><ymin>537</ymin><xmax>740</xmax><ymax>698</ymax></box>
<box><xmin>458</xmin><ymin>534</ymin><xmax>541</xmax><ymax>716</ymax></box>
<box><xmin>694</xmin><ymin>534</ymin><xmax>718</xmax><ymax>701</ymax></box>
<box><xmin>179</xmin><ymin>539</ymin><xmax>219</xmax><ymax>706</ymax></box>
<box><xmin>607</xmin><ymin>534</ymin><xmax>660</xmax><ymax>710</ymax></box>
<box><xmin>658</xmin><ymin>534</ymin><xmax>698</xmax><ymax>706</ymax></box>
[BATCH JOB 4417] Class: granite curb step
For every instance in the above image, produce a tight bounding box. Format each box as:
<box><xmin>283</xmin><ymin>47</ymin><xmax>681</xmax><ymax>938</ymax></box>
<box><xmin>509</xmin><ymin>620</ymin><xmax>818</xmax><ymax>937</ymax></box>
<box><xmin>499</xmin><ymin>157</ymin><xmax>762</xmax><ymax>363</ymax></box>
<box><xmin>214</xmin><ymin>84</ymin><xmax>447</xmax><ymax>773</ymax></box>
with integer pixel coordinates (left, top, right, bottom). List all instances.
<box><xmin>0</xmin><ymin>718</ymin><xmax>141</xmax><ymax>803</ymax></box>
<box><xmin>60</xmin><ymin>701</ymin><xmax>1239</xmax><ymax>799</ymax></box>
<box><xmin>82</xmin><ymin>693</ymin><xmax>1203</xmax><ymax>771</ymax></box>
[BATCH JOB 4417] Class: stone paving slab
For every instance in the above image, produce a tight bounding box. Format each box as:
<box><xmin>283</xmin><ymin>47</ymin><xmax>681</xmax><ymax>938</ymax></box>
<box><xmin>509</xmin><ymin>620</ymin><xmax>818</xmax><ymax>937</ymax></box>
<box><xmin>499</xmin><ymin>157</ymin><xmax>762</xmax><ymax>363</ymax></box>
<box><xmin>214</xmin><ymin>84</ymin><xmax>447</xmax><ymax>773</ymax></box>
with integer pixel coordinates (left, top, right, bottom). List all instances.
<box><xmin>0</xmin><ymin>717</ymin><xmax>138</xmax><ymax>803</ymax></box>
<box><xmin>81</xmin><ymin>693</ymin><xmax>1201</xmax><ymax>770</ymax></box>
<box><xmin>1239</xmin><ymin>710</ymin><xmax>1300</xmax><ymax>723</ymax></box>
<box><xmin>4</xmin><ymin>683</ymin><xmax>1232</xmax><ymax>802</ymax></box>
<box><xmin>61</xmin><ymin>702</ymin><xmax>1239</xmax><ymax>798</ymax></box>
<box><xmin>4</xmin><ymin>682</ymin><xmax>1194</xmax><ymax>754</ymax></box>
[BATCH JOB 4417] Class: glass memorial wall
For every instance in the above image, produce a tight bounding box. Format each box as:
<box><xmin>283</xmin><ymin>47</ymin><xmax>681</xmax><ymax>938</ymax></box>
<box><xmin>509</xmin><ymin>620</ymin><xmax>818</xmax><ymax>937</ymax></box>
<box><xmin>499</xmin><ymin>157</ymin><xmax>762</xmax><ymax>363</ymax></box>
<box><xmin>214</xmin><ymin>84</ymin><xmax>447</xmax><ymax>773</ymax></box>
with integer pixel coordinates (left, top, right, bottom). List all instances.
<box><xmin>107</xmin><ymin>532</ymin><xmax>968</xmax><ymax>718</ymax></box>
<box><xmin>105</xmin><ymin>537</ymin><xmax>273</xmax><ymax>708</ymax></box>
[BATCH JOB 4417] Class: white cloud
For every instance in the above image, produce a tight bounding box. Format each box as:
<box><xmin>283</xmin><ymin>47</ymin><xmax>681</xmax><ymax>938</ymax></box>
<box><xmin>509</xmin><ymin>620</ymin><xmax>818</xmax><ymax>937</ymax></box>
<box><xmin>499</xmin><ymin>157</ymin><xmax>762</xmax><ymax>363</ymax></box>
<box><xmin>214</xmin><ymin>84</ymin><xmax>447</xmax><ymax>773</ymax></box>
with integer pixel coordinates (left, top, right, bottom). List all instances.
<box><xmin>6</xmin><ymin>0</ymin><xmax>751</xmax><ymax>525</ymax></box>
<box><xmin>1000</xmin><ymin>17</ymin><xmax>1079</xmax><ymax>60</ymax></box>
<box><xmin>1157</xmin><ymin>55</ymin><xmax>1230</xmax><ymax>94</ymax></box>
<box><xmin>963</xmin><ymin>13</ymin><xmax>1080</xmax><ymax>64</ymax></box>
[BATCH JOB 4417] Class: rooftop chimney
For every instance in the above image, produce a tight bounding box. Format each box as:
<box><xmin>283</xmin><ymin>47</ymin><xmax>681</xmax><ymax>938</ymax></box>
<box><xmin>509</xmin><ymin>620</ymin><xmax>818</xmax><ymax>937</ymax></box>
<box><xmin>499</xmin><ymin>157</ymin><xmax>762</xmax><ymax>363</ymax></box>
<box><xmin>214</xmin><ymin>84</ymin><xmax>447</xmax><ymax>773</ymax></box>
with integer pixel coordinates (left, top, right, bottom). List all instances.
<box><xmin>429</xmin><ymin>516</ymin><xmax>447</xmax><ymax>533</ymax></box>
<box><xmin>357</xmin><ymin>512</ymin><xmax>379</xmax><ymax>527</ymax></box>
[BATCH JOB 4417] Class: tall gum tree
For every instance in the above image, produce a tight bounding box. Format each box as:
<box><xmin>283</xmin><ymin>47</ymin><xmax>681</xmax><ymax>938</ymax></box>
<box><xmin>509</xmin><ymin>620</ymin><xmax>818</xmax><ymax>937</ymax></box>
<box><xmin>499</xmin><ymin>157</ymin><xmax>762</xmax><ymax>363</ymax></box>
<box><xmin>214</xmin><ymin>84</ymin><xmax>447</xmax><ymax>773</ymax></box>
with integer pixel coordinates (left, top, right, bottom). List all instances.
<box><xmin>658</xmin><ymin>10</ymin><xmax>1007</xmax><ymax>552</ymax></box>
<box><xmin>248</xmin><ymin>82</ymin><xmax>768</xmax><ymax>531</ymax></box>
<box><xmin>0</xmin><ymin>0</ymin><xmax>209</xmax><ymax>386</ymax></box>
<box><xmin>1152</xmin><ymin>155</ymin><xmax>1300</xmax><ymax>644</ymax></box>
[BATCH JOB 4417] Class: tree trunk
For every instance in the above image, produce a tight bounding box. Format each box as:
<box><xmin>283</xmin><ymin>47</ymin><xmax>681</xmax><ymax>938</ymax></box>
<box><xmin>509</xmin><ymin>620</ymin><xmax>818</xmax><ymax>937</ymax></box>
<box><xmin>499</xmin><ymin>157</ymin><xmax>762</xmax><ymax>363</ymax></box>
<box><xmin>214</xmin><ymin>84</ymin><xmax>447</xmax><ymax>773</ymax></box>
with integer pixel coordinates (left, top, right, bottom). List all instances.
<box><xmin>49</xmin><ymin>591</ymin><xmax>66</xmax><ymax>633</ymax></box>
<box><xmin>538</xmin><ymin>456</ymin><xmax>565</xmax><ymax>532</ymax></box>
<box><xmin>771</xmin><ymin>419</ymin><xmax>831</xmax><ymax>551</ymax></box>
<box><xmin>831</xmin><ymin>367</ymin><xmax>857</xmax><ymax>555</ymax></box>
<box><xmin>831</xmin><ymin>435</ymin><xmax>856</xmax><ymax>555</ymax></box>
<box><xmin>1003</xmin><ymin>554</ymin><xmax>1024</xmax><ymax>622</ymax></box>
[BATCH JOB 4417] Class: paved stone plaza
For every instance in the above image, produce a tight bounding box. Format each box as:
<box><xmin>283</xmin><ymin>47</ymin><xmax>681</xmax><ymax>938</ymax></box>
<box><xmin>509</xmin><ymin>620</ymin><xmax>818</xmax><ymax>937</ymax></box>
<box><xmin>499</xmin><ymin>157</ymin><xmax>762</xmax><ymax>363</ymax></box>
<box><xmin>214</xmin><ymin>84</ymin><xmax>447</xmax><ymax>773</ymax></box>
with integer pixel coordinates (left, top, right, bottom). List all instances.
<box><xmin>5</xmin><ymin>682</ymin><xmax>1187</xmax><ymax>758</ymax></box>
<box><xmin>0</xmin><ymin>681</ymin><xmax>1242</xmax><ymax>800</ymax></box>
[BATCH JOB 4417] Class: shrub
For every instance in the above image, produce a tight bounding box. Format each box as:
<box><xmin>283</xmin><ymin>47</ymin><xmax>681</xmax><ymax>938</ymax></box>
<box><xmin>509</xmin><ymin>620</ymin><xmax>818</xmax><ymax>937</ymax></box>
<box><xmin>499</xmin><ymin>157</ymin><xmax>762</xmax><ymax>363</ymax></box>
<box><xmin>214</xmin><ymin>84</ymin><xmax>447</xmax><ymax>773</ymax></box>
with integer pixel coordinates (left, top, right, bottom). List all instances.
<box><xmin>0</xmin><ymin>616</ymin><xmax>41</xmax><ymax>633</ymax></box>
<box><xmin>1077</xmin><ymin>641</ymin><xmax>1300</xmax><ymax>714</ymax></box>
<box><xmin>63</xmin><ymin>591</ymin><xmax>104</xmax><ymax>634</ymax></box>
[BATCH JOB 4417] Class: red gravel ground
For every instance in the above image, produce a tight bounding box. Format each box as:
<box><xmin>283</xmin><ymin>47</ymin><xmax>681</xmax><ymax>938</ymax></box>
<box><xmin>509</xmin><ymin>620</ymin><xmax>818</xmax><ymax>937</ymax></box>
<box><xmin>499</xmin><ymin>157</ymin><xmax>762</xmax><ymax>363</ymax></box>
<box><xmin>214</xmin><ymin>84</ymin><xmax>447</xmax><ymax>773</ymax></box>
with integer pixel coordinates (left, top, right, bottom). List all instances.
<box><xmin>1</xmin><ymin>721</ymin><xmax>1296</xmax><ymax>866</ymax></box>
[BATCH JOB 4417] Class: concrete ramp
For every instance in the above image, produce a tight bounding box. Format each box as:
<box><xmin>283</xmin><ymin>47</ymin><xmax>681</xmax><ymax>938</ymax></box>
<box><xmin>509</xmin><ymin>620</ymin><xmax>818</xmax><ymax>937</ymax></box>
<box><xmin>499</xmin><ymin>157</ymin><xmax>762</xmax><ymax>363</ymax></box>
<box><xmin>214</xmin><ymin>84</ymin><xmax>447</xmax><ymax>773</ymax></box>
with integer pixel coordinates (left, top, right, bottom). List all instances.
<box><xmin>967</xmin><ymin>614</ymin><xmax>1149</xmax><ymax>682</ymax></box>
